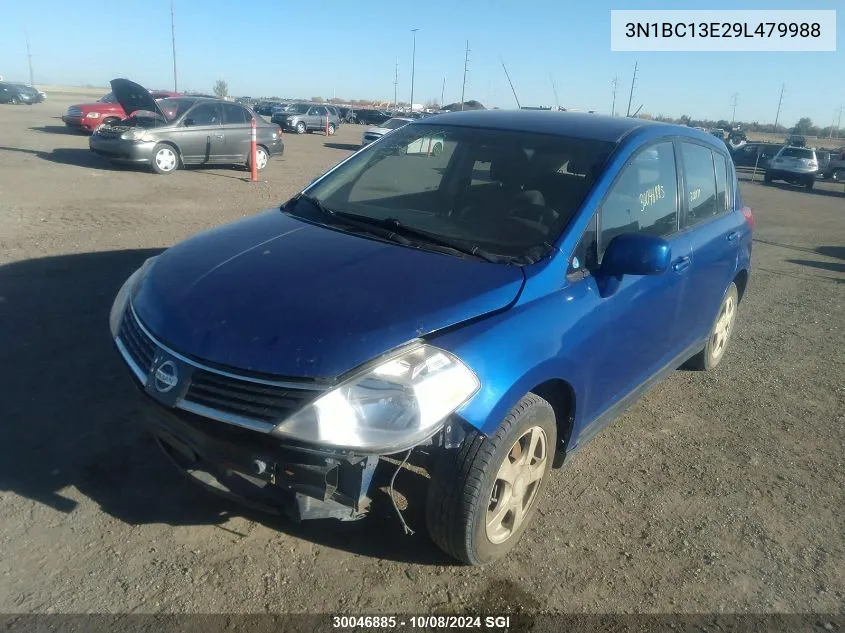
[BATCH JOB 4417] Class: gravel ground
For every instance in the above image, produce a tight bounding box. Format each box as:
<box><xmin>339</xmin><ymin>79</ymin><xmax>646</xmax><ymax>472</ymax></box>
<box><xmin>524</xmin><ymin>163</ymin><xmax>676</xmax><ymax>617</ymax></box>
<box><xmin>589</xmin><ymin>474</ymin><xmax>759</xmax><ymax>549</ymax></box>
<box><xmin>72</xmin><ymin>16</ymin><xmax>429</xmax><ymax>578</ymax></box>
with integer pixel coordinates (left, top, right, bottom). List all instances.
<box><xmin>0</xmin><ymin>94</ymin><xmax>843</xmax><ymax>616</ymax></box>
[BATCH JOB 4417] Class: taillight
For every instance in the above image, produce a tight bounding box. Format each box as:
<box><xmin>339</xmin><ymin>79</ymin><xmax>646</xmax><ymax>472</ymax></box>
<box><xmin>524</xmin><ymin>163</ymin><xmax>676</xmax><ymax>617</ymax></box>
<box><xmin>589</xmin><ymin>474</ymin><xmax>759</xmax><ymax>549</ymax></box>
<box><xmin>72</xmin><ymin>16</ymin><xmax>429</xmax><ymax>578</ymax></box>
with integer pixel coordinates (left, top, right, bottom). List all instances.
<box><xmin>741</xmin><ymin>206</ymin><xmax>755</xmax><ymax>230</ymax></box>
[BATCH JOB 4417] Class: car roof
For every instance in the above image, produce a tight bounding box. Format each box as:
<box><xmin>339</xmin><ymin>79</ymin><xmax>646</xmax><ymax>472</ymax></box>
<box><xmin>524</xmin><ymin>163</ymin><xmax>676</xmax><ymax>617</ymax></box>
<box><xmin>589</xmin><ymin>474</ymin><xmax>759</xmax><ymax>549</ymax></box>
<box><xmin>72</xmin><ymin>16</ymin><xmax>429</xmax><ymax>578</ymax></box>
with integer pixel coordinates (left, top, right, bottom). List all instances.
<box><xmin>414</xmin><ymin>109</ymin><xmax>689</xmax><ymax>143</ymax></box>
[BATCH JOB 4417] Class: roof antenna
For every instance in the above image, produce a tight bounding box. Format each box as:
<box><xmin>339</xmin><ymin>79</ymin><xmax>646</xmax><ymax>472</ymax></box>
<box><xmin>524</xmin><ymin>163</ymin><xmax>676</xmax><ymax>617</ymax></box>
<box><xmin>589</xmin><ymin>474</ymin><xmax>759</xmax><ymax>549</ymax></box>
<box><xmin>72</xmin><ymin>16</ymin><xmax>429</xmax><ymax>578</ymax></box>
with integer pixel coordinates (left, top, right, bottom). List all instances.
<box><xmin>500</xmin><ymin>56</ymin><xmax>521</xmax><ymax>109</ymax></box>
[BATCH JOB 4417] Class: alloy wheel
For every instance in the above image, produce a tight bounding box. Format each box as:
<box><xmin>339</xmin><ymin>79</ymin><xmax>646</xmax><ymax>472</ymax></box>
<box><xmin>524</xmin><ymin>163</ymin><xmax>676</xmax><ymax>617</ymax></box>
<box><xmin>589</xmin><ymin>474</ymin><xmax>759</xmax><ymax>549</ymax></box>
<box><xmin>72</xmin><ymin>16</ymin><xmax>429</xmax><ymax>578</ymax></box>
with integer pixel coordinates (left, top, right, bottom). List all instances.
<box><xmin>486</xmin><ymin>426</ymin><xmax>548</xmax><ymax>545</ymax></box>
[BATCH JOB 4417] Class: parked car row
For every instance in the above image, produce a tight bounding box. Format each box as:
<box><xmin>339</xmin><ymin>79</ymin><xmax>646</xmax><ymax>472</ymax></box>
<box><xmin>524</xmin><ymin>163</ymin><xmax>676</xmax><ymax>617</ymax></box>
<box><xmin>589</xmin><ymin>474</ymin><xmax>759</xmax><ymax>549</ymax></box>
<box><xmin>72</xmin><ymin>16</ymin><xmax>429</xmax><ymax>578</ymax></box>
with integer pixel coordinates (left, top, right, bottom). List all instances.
<box><xmin>87</xmin><ymin>79</ymin><xmax>283</xmax><ymax>175</ymax></box>
<box><xmin>730</xmin><ymin>141</ymin><xmax>845</xmax><ymax>186</ymax></box>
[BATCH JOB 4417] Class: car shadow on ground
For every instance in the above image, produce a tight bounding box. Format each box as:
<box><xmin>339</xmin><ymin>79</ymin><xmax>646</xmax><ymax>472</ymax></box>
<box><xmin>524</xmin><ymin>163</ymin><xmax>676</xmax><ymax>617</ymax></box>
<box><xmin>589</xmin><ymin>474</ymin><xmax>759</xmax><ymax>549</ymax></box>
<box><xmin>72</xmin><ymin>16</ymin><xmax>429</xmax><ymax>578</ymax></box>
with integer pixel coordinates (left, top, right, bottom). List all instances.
<box><xmin>0</xmin><ymin>249</ymin><xmax>450</xmax><ymax>565</ymax></box>
<box><xmin>28</xmin><ymin>125</ymin><xmax>87</xmax><ymax>135</ymax></box>
<box><xmin>786</xmin><ymin>259</ymin><xmax>845</xmax><ymax>275</ymax></box>
<box><xmin>0</xmin><ymin>145</ymin><xmax>120</xmax><ymax>171</ymax></box>
<box><xmin>324</xmin><ymin>142</ymin><xmax>361</xmax><ymax>151</ymax></box>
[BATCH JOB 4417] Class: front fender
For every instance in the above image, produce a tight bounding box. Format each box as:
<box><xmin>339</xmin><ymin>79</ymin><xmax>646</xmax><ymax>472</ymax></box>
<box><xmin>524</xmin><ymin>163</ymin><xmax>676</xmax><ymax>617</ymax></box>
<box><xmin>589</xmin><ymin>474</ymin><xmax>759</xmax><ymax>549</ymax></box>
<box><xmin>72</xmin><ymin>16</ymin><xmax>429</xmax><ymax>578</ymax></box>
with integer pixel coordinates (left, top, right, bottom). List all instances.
<box><xmin>428</xmin><ymin>284</ymin><xmax>592</xmax><ymax>440</ymax></box>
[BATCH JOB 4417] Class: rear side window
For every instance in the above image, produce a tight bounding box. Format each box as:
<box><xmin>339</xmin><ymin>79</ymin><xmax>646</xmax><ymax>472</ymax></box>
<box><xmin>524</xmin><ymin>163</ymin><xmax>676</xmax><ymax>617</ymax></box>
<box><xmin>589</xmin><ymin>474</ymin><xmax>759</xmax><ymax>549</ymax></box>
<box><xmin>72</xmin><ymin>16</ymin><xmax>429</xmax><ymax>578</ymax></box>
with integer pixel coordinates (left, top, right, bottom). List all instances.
<box><xmin>599</xmin><ymin>141</ymin><xmax>678</xmax><ymax>256</ymax></box>
<box><xmin>187</xmin><ymin>103</ymin><xmax>221</xmax><ymax>125</ymax></box>
<box><xmin>680</xmin><ymin>143</ymin><xmax>718</xmax><ymax>227</ymax></box>
<box><xmin>222</xmin><ymin>103</ymin><xmax>248</xmax><ymax>124</ymax></box>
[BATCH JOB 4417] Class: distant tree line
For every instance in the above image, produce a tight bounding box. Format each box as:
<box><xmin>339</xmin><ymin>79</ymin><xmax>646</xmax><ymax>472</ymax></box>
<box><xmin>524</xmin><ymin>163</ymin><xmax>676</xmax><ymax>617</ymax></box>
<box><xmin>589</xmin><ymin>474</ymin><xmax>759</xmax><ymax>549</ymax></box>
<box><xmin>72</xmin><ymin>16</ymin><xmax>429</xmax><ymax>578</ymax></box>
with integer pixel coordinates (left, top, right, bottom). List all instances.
<box><xmin>638</xmin><ymin>113</ymin><xmax>841</xmax><ymax>138</ymax></box>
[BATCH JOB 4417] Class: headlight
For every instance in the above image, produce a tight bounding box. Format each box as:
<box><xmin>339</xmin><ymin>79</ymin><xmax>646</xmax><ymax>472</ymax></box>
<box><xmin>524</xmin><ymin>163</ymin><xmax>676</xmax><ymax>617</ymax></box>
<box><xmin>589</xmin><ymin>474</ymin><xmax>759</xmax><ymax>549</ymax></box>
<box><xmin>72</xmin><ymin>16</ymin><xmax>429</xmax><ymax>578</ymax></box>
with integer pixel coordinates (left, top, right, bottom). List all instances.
<box><xmin>85</xmin><ymin>112</ymin><xmax>101</xmax><ymax>119</ymax></box>
<box><xmin>109</xmin><ymin>256</ymin><xmax>157</xmax><ymax>337</ymax></box>
<box><xmin>271</xmin><ymin>344</ymin><xmax>480</xmax><ymax>454</ymax></box>
<box><xmin>272</xmin><ymin>132</ymin><xmax>278</xmax><ymax>139</ymax></box>
<box><xmin>120</xmin><ymin>129</ymin><xmax>147</xmax><ymax>141</ymax></box>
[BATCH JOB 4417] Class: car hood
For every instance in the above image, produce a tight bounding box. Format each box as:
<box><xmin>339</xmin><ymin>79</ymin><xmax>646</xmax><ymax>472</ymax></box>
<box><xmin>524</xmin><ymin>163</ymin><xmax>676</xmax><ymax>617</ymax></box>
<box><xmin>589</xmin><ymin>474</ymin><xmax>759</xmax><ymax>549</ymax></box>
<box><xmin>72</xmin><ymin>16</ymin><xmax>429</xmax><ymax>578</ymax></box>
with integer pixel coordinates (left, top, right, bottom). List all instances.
<box><xmin>109</xmin><ymin>78</ymin><xmax>165</xmax><ymax>118</ymax></box>
<box><xmin>132</xmin><ymin>210</ymin><xmax>525</xmax><ymax>379</ymax></box>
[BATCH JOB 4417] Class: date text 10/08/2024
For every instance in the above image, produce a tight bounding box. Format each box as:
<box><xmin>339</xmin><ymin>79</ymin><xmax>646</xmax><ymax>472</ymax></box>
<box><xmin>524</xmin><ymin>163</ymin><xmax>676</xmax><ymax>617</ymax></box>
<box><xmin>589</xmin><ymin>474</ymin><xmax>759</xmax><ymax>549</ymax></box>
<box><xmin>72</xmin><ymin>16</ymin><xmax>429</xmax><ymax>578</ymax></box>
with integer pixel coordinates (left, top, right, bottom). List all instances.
<box><xmin>332</xmin><ymin>615</ymin><xmax>512</xmax><ymax>629</ymax></box>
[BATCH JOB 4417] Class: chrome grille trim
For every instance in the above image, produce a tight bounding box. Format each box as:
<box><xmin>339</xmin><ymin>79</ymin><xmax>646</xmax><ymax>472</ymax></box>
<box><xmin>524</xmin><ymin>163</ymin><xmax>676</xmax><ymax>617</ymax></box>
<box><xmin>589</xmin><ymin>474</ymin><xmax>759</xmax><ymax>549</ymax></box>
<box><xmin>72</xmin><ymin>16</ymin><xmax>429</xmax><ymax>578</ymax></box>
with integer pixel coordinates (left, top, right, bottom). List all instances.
<box><xmin>114</xmin><ymin>304</ymin><xmax>326</xmax><ymax>434</ymax></box>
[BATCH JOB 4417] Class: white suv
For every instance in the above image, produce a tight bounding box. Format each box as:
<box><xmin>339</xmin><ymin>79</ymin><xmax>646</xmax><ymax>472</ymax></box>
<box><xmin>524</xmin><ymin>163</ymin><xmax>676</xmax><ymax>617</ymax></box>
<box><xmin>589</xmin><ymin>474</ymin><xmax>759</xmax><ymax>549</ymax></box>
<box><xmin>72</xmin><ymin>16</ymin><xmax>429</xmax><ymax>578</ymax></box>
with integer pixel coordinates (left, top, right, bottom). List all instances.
<box><xmin>764</xmin><ymin>147</ymin><xmax>819</xmax><ymax>190</ymax></box>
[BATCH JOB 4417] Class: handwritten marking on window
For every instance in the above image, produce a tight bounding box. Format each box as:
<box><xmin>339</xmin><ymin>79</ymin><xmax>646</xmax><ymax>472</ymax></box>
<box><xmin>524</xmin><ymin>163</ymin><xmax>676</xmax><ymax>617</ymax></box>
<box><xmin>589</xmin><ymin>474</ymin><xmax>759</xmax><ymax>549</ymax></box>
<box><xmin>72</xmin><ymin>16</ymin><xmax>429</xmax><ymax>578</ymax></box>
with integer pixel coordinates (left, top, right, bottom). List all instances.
<box><xmin>639</xmin><ymin>184</ymin><xmax>666</xmax><ymax>211</ymax></box>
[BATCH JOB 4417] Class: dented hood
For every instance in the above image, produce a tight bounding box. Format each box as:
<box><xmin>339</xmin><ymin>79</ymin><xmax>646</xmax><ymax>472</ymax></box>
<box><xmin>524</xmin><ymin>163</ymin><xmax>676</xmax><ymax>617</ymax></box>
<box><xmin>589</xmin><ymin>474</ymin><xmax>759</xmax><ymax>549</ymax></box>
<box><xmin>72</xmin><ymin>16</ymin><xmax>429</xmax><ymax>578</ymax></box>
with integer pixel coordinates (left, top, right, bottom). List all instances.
<box><xmin>132</xmin><ymin>210</ymin><xmax>525</xmax><ymax>379</ymax></box>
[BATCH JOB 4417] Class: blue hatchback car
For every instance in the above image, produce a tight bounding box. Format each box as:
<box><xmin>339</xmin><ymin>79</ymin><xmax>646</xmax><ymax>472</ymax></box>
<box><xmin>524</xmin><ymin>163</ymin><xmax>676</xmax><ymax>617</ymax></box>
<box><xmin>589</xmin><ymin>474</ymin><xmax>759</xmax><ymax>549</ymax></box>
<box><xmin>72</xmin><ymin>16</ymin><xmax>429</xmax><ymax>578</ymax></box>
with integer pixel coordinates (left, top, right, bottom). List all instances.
<box><xmin>110</xmin><ymin>111</ymin><xmax>753</xmax><ymax>564</ymax></box>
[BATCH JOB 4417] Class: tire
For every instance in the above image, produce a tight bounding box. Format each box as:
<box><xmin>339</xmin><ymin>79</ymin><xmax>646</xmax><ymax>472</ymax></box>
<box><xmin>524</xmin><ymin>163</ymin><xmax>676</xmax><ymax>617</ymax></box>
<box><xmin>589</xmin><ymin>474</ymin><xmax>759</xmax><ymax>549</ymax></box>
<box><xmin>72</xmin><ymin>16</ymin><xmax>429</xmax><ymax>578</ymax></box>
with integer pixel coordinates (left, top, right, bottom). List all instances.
<box><xmin>685</xmin><ymin>282</ymin><xmax>739</xmax><ymax>371</ymax></box>
<box><xmin>426</xmin><ymin>393</ymin><xmax>557</xmax><ymax>565</ymax></box>
<box><xmin>9</xmin><ymin>96</ymin><xmax>20</xmax><ymax>105</ymax></box>
<box><xmin>831</xmin><ymin>169</ymin><xmax>845</xmax><ymax>182</ymax></box>
<box><xmin>763</xmin><ymin>173</ymin><xmax>773</xmax><ymax>184</ymax></box>
<box><xmin>248</xmin><ymin>145</ymin><xmax>269</xmax><ymax>172</ymax></box>
<box><xmin>431</xmin><ymin>142</ymin><xmax>443</xmax><ymax>156</ymax></box>
<box><xmin>150</xmin><ymin>143</ymin><xmax>179</xmax><ymax>175</ymax></box>
<box><xmin>805</xmin><ymin>178</ymin><xmax>815</xmax><ymax>190</ymax></box>
<box><xmin>295</xmin><ymin>121</ymin><xmax>306</xmax><ymax>135</ymax></box>
<box><xmin>327</xmin><ymin>123</ymin><xmax>336</xmax><ymax>136</ymax></box>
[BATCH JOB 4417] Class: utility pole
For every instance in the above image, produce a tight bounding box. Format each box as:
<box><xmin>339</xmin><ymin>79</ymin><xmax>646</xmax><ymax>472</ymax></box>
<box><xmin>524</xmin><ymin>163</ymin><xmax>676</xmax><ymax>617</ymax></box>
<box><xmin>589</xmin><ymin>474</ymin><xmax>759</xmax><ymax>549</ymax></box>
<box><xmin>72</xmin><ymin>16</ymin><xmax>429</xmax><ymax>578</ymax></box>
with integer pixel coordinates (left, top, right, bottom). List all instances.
<box><xmin>830</xmin><ymin>106</ymin><xmax>842</xmax><ymax>138</ymax></box>
<box><xmin>731</xmin><ymin>92</ymin><xmax>739</xmax><ymax>124</ymax></box>
<box><xmin>393</xmin><ymin>59</ymin><xmax>399</xmax><ymax>110</ymax></box>
<box><xmin>500</xmin><ymin>56</ymin><xmax>520</xmax><ymax>109</ymax></box>
<box><xmin>550</xmin><ymin>73</ymin><xmax>560</xmax><ymax>110</ymax></box>
<box><xmin>409</xmin><ymin>28</ymin><xmax>419</xmax><ymax>111</ymax></box>
<box><xmin>611</xmin><ymin>76</ymin><xmax>618</xmax><ymax>116</ymax></box>
<box><xmin>773</xmin><ymin>83</ymin><xmax>785</xmax><ymax>131</ymax></box>
<box><xmin>460</xmin><ymin>40</ymin><xmax>470</xmax><ymax>111</ymax></box>
<box><xmin>441</xmin><ymin>77</ymin><xmax>445</xmax><ymax>108</ymax></box>
<box><xmin>170</xmin><ymin>0</ymin><xmax>178</xmax><ymax>92</ymax></box>
<box><xmin>25</xmin><ymin>31</ymin><xmax>34</xmax><ymax>87</ymax></box>
<box><xmin>626</xmin><ymin>61</ymin><xmax>638</xmax><ymax>117</ymax></box>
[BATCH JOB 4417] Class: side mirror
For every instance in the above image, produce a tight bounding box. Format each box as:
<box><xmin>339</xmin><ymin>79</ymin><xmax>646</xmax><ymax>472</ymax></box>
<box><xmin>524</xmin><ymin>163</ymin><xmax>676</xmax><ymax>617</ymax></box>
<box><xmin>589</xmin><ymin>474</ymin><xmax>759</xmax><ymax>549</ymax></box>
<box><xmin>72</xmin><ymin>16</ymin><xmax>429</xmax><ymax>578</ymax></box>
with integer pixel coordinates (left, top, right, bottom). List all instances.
<box><xmin>600</xmin><ymin>233</ymin><xmax>671</xmax><ymax>277</ymax></box>
<box><xmin>183</xmin><ymin>118</ymin><xmax>195</xmax><ymax>127</ymax></box>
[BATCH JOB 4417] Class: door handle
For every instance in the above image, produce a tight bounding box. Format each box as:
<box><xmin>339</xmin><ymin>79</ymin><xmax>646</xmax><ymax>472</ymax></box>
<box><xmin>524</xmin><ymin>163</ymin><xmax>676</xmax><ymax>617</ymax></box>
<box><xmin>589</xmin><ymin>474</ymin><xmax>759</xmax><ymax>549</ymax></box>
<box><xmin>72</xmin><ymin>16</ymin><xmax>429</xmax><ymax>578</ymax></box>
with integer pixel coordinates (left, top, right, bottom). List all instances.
<box><xmin>214</xmin><ymin>134</ymin><xmax>224</xmax><ymax>139</ymax></box>
<box><xmin>726</xmin><ymin>231</ymin><xmax>740</xmax><ymax>241</ymax></box>
<box><xmin>672</xmin><ymin>256</ymin><xmax>691</xmax><ymax>272</ymax></box>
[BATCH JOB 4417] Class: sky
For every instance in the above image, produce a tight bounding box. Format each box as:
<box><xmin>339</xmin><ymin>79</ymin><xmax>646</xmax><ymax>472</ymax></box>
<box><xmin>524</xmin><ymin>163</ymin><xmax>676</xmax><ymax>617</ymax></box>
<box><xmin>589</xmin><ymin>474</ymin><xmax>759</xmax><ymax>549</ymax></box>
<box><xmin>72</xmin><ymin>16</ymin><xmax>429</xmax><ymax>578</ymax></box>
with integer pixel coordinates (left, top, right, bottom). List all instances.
<box><xmin>1</xmin><ymin>0</ymin><xmax>842</xmax><ymax>126</ymax></box>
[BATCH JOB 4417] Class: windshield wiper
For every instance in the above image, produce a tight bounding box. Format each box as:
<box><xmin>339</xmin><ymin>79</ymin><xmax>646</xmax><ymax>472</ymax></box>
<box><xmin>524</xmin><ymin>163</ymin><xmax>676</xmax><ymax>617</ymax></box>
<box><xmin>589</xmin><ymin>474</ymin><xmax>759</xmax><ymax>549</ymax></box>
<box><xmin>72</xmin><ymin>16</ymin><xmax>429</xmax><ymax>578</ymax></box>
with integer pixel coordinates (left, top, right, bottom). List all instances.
<box><xmin>286</xmin><ymin>196</ymin><xmax>502</xmax><ymax>263</ymax></box>
<box><xmin>287</xmin><ymin>195</ymin><xmax>413</xmax><ymax>246</ymax></box>
<box><xmin>332</xmin><ymin>215</ymin><xmax>502</xmax><ymax>263</ymax></box>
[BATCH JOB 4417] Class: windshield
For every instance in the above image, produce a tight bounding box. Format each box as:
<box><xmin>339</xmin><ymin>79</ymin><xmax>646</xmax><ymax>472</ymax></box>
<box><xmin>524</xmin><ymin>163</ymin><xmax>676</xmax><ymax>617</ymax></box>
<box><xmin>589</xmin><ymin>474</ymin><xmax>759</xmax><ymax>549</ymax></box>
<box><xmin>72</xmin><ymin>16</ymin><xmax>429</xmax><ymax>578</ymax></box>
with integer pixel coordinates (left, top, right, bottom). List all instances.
<box><xmin>298</xmin><ymin>123</ymin><xmax>616</xmax><ymax>263</ymax></box>
<box><xmin>99</xmin><ymin>92</ymin><xmax>118</xmax><ymax>103</ymax></box>
<box><xmin>290</xmin><ymin>103</ymin><xmax>310</xmax><ymax>114</ymax></box>
<box><xmin>780</xmin><ymin>147</ymin><xmax>814</xmax><ymax>159</ymax></box>
<box><xmin>381</xmin><ymin>118</ymin><xmax>410</xmax><ymax>130</ymax></box>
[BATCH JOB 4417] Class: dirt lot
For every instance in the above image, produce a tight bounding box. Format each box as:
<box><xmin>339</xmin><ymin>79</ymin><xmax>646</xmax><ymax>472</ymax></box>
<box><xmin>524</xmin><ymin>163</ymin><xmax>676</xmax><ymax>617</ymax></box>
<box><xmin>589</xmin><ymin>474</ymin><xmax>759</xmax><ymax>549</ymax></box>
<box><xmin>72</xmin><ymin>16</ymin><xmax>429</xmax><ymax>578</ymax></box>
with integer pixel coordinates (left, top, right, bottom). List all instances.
<box><xmin>0</xmin><ymin>92</ymin><xmax>843</xmax><ymax>616</ymax></box>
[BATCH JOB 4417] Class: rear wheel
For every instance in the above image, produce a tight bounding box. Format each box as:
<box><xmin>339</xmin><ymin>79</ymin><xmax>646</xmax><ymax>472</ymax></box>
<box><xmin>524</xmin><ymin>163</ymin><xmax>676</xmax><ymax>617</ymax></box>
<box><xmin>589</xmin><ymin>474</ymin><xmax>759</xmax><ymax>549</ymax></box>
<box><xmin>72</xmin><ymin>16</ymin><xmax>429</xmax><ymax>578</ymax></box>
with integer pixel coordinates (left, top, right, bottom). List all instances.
<box><xmin>248</xmin><ymin>145</ymin><xmax>269</xmax><ymax>172</ymax></box>
<box><xmin>426</xmin><ymin>393</ymin><xmax>556</xmax><ymax>565</ymax></box>
<box><xmin>686</xmin><ymin>282</ymin><xmax>739</xmax><ymax>371</ymax></box>
<box><xmin>763</xmin><ymin>172</ymin><xmax>773</xmax><ymax>184</ymax></box>
<box><xmin>9</xmin><ymin>95</ymin><xmax>20</xmax><ymax>105</ymax></box>
<box><xmin>327</xmin><ymin>123</ymin><xmax>336</xmax><ymax>136</ymax></box>
<box><xmin>150</xmin><ymin>143</ymin><xmax>179</xmax><ymax>175</ymax></box>
<box><xmin>831</xmin><ymin>169</ymin><xmax>845</xmax><ymax>182</ymax></box>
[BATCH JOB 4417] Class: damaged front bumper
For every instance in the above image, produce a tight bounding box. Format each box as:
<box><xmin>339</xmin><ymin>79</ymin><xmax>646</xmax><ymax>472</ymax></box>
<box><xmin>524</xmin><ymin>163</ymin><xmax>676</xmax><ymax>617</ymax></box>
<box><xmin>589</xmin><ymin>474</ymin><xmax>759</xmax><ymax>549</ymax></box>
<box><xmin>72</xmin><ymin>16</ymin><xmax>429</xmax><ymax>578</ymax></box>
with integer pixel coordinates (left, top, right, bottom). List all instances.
<box><xmin>141</xmin><ymin>397</ymin><xmax>383</xmax><ymax>521</ymax></box>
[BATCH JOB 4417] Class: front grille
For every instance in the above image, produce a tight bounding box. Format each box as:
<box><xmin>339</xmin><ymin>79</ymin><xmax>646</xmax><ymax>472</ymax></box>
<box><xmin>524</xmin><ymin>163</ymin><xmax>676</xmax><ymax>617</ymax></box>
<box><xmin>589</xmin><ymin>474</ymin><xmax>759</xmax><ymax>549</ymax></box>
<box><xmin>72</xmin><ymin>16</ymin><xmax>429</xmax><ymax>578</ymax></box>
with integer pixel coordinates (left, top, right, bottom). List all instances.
<box><xmin>118</xmin><ymin>310</ymin><xmax>156</xmax><ymax>374</ymax></box>
<box><xmin>185</xmin><ymin>370</ymin><xmax>315</xmax><ymax>424</ymax></box>
<box><xmin>66</xmin><ymin>107</ymin><xmax>81</xmax><ymax>118</ymax></box>
<box><xmin>116</xmin><ymin>307</ymin><xmax>320</xmax><ymax>432</ymax></box>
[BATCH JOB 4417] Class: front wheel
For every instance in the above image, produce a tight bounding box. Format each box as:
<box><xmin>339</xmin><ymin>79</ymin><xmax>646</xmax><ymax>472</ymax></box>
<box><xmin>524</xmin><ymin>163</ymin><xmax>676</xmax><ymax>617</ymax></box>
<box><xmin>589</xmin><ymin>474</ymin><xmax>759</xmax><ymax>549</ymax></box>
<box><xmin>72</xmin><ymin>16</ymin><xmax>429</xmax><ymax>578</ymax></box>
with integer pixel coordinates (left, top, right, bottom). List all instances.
<box><xmin>686</xmin><ymin>282</ymin><xmax>739</xmax><ymax>371</ymax></box>
<box><xmin>805</xmin><ymin>178</ymin><xmax>815</xmax><ymax>190</ymax></box>
<box><xmin>295</xmin><ymin>121</ymin><xmax>306</xmax><ymax>134</ymax></box>
<box><xmin>426</xmin><ymin>393</ymin><xmax>556</xmax><ymax>565</ymax></box>
<box><xmin>150</xmin><ymin>143</ymin><xmax>179</xmax><ymax>175</ymax></box>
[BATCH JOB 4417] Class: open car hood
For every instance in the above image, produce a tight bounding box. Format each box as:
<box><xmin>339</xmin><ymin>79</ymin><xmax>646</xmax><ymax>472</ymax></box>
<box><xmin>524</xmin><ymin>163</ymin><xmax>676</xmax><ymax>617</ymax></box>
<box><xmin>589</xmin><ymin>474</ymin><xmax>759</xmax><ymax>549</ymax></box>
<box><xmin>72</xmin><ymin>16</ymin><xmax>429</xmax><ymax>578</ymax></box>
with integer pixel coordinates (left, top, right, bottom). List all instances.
<box><xmin>109</xmin><ymin>78</ymin><xmax>165</xmax><ymax>119</ymax></box>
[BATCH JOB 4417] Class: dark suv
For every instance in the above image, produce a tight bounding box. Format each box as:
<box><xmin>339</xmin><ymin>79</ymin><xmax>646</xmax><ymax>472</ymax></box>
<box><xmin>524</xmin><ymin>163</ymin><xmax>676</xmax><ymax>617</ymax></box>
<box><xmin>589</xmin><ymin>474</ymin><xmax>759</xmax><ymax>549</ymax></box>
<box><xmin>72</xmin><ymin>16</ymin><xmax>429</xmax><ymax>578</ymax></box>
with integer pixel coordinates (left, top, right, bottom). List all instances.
<box><xmin>731</xmin><ymin>142</ymin><xmax>782</xmax><ymax>169</ymax></box>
